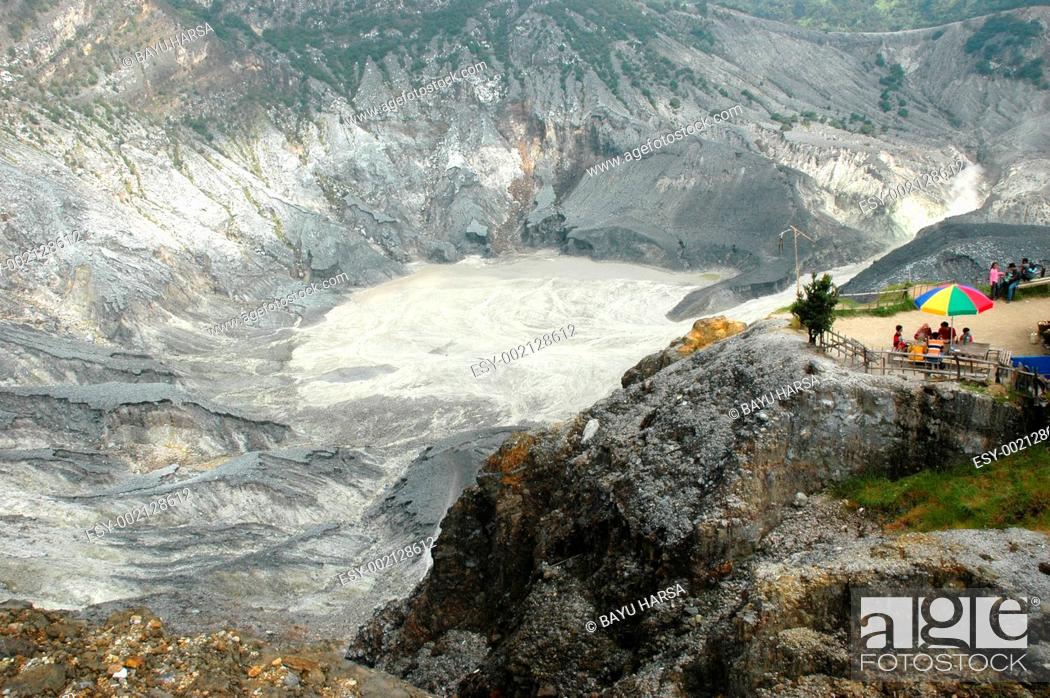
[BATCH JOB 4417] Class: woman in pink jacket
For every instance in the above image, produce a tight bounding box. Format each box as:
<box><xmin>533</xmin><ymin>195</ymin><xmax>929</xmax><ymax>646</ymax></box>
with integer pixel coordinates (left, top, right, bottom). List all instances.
<box><xmin>989</xmin><ymin>261</ymin><xmax>1002</xmax><ymax>299</ymax></box>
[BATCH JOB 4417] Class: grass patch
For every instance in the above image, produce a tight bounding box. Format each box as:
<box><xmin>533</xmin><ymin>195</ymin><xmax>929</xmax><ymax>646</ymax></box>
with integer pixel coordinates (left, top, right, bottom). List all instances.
<box><xmin>835</xmin><ymin>298</ymin><xmax>915</xmax><ymax>318</ymax></box>
<box><xmin>835</xmin><ymin>445</ymin><xmax>1050</xmax><ymax>533</ymax></box>
<box><xmin>957</xmin><ymin>382</ymin><xmax>1026</xmax><ymax>404</ymax></box>
<box><xmin>836</xmin><ymin>284</ymin><xmax>918</xmax><ymax>318</ymax></box>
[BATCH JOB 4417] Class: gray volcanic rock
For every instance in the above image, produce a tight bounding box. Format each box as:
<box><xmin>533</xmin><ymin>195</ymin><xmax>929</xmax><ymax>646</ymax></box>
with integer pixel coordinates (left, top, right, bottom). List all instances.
<box><xmin>0</xmin><ymin>382</ymin><xmax>290</xmax><ymax>470</ymax></box>
<box><xmin>3</xmin><ymin>5</ymin><xmax>1050</xmax><ymax>338</ymax></box>
<box><xmin>0</xmin><ymin>324</ymin><xmax>177</xmax><ymax>385</ymax></box>
<box><xmin>328</xmin><ymin>428</ymin><xmax>525</xmax><ymax>633</ymax></box>
<box><xmin>348</xmin><ymin>321</ymin><xmax>1049</xmax><ymax>695</ymax></box>
<box><xmin>0</xmin><ymin>445</ymin><xmax>395</xmax><ymax>641</ymax></box>
<box><xmin>842</xmin><ymin>220</ymin><xmax>1050</xmax><ymax>292</ymax></box>
<box><xmin>2</xmin><ymin>1</ymin><xmax>1050</xmax><ymax>691</ymax></box>
<box><xmin>555</xmin><ymin>140</ymin><xmax>883</xmax><ymax>283</ymax></box>
<box><xmin>372</xmin><ymin>427</ymin><xmax>527</xmax><ymax>541</ymax></box>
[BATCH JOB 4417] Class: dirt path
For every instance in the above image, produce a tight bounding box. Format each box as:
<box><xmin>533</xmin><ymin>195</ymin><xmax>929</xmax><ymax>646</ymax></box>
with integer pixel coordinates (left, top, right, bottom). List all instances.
<box><xmin>832</xmin><ymin>295</ymin><xmax>1050</xmax><ymax>355</ymax></box>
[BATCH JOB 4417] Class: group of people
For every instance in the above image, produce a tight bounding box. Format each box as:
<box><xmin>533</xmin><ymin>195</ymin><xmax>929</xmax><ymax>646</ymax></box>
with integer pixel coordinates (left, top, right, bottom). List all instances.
<box><xmin>989</xmin><ymin>258</ymin><xmax>1042</xmax><ymax>302</ymax></box>
<box><xmin>893</xmin><ymin>322</ymin><xmax>973</xmax><ymax>364</ymax></box>
<box><xmin>894</xmin><ymin>321</ymin><xmax>973</xmax><ymax>347</ymax></box>
<box><xmin>881</xmin><ymin>255</ymin><xmax>1044</xmax><ymax>361</ymax></box>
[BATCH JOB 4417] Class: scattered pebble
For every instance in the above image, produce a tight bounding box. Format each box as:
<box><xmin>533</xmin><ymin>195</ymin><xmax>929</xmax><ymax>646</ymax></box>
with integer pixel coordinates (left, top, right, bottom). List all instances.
<box><xmin>0</xmin><ymin>603</ymin><xmax>425</xmax><ymax>696</ymax></box>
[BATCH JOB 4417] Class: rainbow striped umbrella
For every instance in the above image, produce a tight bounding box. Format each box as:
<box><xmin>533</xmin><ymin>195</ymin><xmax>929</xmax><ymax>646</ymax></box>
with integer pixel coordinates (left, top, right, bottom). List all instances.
<box><xmin>913</xmin><ymin>283</ymin><xmax>994</xmax><ymax>316</ymax></box>
<box><xmin>914</xmin><ymin>284</ymin><xmax>993</xmax><ymax>345</ymax></box>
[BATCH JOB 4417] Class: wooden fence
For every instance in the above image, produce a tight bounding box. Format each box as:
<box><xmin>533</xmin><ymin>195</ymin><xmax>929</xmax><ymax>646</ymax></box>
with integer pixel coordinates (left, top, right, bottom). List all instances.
<box><xmin>837</xmin><ymin>279</ymin><xmax>984</xmax><ymax>311</ymax></box>
<box><xmin>817</xmin><ymin>328</ymin><xmax>1047</xmax><ymax>398</ymax></box>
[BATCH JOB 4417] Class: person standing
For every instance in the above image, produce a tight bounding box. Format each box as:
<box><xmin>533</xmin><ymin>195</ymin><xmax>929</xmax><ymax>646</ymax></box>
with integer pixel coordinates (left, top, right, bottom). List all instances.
<box><xmin>989</xmin><ymin>261</ymin><xmax>1002</xmax><ymax>299</ymax></box>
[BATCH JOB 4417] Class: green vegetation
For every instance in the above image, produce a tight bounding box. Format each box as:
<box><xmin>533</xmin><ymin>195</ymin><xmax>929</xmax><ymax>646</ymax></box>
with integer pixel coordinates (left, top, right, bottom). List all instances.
<box><xmin>875</xmin><ymin>59</ymin><xmax>908</xmax><ymax>116</ymax></box>
<box><xmin>714</xmin><ymin>0</ymin><xmax>1050</xmax><ymax>32</ymax></box>
<box><xmin>3</xmin><ymin>0</ymin><xmax>62</xmax><ymax>41</ymax></box>
<box><xmin>964</xmin><ymin>14</ymin><xmax>1047</xmax><ymax>87</ymax></box>
<box><xmin>836</xmin><ymin>445</ymin><xmax>1050</xmax><ymax>532</ymax></box>
<box><xmin>957</xmin><ymin>381</ymin><xmax>1021</xmax><ymax>404</ymax></box>
<box><xmin>183</xmin><ymin>116</ymin><xmax>213</xmax><ymax>142</ymax></box>
<box><xmin>214</xmin><ymin>0</ymin><xmax>715</xmax><ymax>102</ymax></box>
<box><xmin>829</xmin><ymin>111</ymin><xmax>877</xmax><ymax>135</ymax></box>
<box><xmin>165</xmin><ymin>0</ymin><xmax>259</xmax><ymax>45</ymax></box>
<box><xmin>540</xmin><ymin>0</ymin><xmax>711</xmax><ymax>98</ymax></box>
<box><xmin>791</xmin><ymin>273</ymin><xmax>839</xmax><ymax>344</ymax></box>
<box><xmin>249</xmin><ymin>0</ymin><xmax>496</xmax><ymax>93</ymax></box>
<box><xmin>770</xmin><ymin>112</ymin><xmax>798</xmax><ymax>130</ymax></box>
<box><xmin>835</xmin><ymin>295</ymin><xmax>914</xmax><ymax>318</ymax></box>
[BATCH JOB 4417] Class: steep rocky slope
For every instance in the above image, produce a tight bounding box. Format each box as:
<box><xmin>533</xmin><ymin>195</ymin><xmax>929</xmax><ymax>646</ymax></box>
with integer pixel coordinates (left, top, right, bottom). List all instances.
<box><xmin>842</xmin><ymin>220</ymin><xmax>1050</xmax><ymax>292</ymax></box>
<box><xmin>1</xmin><ymin>1</ymin><xmax>1050</xmax><ymax>693</ymax></box>
<box><xmin>349</xmin><ymin>321</ymin><xmax>1050</xmax><ymax>695</ymax></box>
<box><xmin>1</xmin><ymin>3</ymin><xmax>1049</xmax><ymax>340</ymax></box>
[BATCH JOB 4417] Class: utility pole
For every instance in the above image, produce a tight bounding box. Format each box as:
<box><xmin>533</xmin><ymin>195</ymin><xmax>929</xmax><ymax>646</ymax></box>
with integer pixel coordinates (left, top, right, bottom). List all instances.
<box><xmin>778</xmin><ymin>225</ymin><xmax>816</xmax><ymax>297</ymax></box>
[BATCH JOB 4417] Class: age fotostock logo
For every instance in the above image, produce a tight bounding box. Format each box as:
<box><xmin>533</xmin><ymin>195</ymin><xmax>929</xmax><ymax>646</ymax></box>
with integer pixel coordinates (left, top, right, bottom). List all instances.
<box><xmin>851</xmin><ymin>589</ymin><xmax>1047</xmax><ymax>682</ymax></box>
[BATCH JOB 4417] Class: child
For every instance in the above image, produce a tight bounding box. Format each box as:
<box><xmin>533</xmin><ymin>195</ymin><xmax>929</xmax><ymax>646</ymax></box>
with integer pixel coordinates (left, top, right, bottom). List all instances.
<box><xmin>892</xmin><ymin>325</ymin><xmax>906</xmax><ymax>352</ymax></box>
<box><xmin>960</xmin><ymin>328</ymin><xmax>973</xmax><ymax>344</ymax></box>
<box><xmin>909</xmin><ymin>341</ymin><xmax>927</xmax><ymax>364</ymax></box>
<box><xmin>927</xmin><ymin>336</ymin><xmax>945</xmax><ymax>365</ymax></box>
<box><xmin>989</xmin><ymin>262</ymin><xmax>1002</xmax><ymax>299</ymax></box>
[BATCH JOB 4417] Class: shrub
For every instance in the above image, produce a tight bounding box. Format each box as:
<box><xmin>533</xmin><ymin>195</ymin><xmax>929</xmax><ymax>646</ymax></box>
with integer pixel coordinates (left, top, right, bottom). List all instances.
<box><xmin>791</xmin><ymin>273</ymin><xmax>839</xmax><ymax>344</ymax></box>
<box><xmin>965</xmin><ymin>15</ymin><xmax>1042</xmax><ymax>56</ymax></box>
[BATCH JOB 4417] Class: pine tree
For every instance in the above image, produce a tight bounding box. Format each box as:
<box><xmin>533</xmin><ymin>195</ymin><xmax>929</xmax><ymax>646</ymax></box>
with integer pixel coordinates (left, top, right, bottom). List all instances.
<box><xmin>791</xmin><ymin>273</ymin><xmax>839</xmax><ymax>344</ymax></box>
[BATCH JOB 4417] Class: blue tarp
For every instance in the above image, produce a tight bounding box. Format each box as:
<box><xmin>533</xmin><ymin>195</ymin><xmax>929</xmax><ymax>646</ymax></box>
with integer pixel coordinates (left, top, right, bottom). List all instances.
<box><xmin>1011</xmin><ymin>355</ymin><xmax>1050</xmax><ymax>377</ymax></box>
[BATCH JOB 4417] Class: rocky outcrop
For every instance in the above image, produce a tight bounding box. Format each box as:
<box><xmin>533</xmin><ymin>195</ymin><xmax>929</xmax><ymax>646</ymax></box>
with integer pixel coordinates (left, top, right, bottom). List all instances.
<box><xmin>622</xmin><ymin>315</ymin><xmax>747</xmax><ymax>387</ymax></box>
<box><xmin>348</xmin><ymin>321</ymin><xmax>1048</xmax><ymax>695</ymax></box>
<box><xmin>674</xmin><ymin>316</ymin><xmax>749</xmax><ymax>357</ymax></box>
